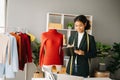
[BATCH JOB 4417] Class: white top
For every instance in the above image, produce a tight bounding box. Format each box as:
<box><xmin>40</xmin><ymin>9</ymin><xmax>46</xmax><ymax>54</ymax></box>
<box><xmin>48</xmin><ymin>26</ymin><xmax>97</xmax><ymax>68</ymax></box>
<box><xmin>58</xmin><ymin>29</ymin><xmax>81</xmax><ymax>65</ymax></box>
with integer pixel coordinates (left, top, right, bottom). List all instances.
<box><xmin>75</xmin><ymin>32</ymin><xmax>84</xmax><ymax>64</ymax></box>
<box><xmin>0</xmin><ymin>33</ymin><xmax>10</xmax><ymax>64</ymax></box>
<box><xmin>77</xmin><ymin>32</ymin><xmax>84</xmax><ymax>47</ymax></box>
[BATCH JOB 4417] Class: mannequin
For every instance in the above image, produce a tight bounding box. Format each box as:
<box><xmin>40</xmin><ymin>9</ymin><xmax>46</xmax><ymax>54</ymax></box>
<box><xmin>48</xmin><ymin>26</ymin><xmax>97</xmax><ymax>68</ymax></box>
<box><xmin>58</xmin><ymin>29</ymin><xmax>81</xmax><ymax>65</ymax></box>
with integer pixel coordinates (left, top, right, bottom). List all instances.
<box><xmin>39</xmin><ymin>29</ymin><xmax>63</xmax><ymax>72</ymax></box>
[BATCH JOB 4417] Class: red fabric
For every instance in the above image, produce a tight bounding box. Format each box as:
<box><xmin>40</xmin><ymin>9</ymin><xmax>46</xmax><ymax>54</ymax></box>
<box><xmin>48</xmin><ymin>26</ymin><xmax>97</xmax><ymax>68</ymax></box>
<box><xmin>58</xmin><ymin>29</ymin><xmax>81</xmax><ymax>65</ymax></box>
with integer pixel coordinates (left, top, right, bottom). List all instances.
<box><xmin>19</xmin><ymin>33</ymin><xmax>26</xmax><ymax>70</ymax></box>
<box><xmin>39</xmin><ymin>29</ymin><xmax>63</xmax><ymax>67</ymax></box>
<box><xmin>10</xmin><ymin>32</ymin><xmax>32</xmax><ymax>70</ymax></box>
<box><xmin>24</xmin><ymin>34</ymin><xmax>32</xmax><ymax>62</ymax></box>
<box><xmin>19</xmin><ymin>33</ymin><xmax>32</xmax><ymax>70</ymax></box>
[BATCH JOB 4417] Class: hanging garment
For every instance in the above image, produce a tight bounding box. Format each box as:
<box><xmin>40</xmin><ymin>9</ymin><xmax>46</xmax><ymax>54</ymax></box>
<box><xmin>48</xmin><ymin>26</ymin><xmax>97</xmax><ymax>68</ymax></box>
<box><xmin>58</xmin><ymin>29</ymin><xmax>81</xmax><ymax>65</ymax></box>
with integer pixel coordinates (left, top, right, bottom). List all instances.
<box><xmin>10</xmin><ymin>32</ymin><xmax>32</xmax><ymax>70</ymax></box>
<box><xmin>5</xmin><ymin>33</ymin><xmax>18</xmax><ymax>78</ymax></box>
<box><xmin>19</xmin><ymin>33</ymin><xmax>32</xmax><ymax>70</ymax></box>
<box><xmin>39</xmin><ymin>29</ymin><xmax>63</xmax><ymax>67</ymax></box>
<box><xmin>10</xmin><ymin>32</ymin><xmax>22</xmax><ymax>60</ymax></box>
<box><xmin>23</xmin><ymin>33</ymin><xmax>32</xmax><ymax>62</ymax></box>
<box><xmin>0</xmin><ymin>33</ymin><xmax>10</xmax><ymax>77</ymax></box>
<box><xmin>0</xmin><ymin>33</ymin><xmax>18</xmax><ymax>78</ymax></box>
<box><xmin>0</xmin><ymin>33</ymin><xmax>10</xmax><ymax>64</ymax></box>
<box><xmin>10</xmin><ymin>32</ymin><xmax>22</xmax><ymax>70</ymax></box>
<box><xmin>27</xmin><ymin>33</ymin><xmax>35</xmax><ymax>41</ymax></box>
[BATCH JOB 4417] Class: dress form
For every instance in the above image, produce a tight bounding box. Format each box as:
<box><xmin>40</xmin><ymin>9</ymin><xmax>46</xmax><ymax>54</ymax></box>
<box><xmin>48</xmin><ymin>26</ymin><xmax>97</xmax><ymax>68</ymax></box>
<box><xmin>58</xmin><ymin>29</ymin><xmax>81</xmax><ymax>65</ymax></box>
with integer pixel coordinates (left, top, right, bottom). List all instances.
<box><xmin>39</xmin><ymin>29</ymin><xmax>63</xmax><ymax>73</ymax></box>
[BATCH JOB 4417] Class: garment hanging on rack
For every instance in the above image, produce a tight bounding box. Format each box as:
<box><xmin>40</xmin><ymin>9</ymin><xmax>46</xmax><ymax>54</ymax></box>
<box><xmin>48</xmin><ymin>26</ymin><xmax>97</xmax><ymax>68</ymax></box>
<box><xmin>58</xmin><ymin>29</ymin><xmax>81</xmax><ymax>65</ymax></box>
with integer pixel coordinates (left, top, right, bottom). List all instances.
<box><xmin>19</xmin><ymin>33</ymin><xmax>32</xmax><ymax>70</ymax></box>
<box><xmin>0</xmin><ymin>33</ymin><xmax>19</xmax><ymax>78</ymax></box>
<box><xmin>8</xmin><ymin>27</ymin><xmax>32</xmax><ymax>70</ymax></box>
<box><xmin>0</xmin><ymin>33</ymin><xmax>10</xmax><ymax>64</ymax></box>
<box><xmin>0</xmin><ymin>26</ymin><xmax>33</xmax><ymax>78</ymax></box>
<box><xmin>10</xmin><ymin>32</ymin><xmax>32</xmax><ymax>70</ymax></box>
<box><xmin>5</xmin><ymin>33</ymin><xmax>18</xmax><ymax>78</ymax></box>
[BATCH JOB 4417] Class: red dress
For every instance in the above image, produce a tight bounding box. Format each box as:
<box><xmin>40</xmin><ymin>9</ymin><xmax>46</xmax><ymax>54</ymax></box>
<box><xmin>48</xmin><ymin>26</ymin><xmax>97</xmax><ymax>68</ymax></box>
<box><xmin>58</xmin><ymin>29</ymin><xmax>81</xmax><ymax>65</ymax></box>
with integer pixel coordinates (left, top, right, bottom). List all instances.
<box><xmin>39</xmin><ymin>29</ymin><xmax>63</xmax><ymax>67</ymax></box>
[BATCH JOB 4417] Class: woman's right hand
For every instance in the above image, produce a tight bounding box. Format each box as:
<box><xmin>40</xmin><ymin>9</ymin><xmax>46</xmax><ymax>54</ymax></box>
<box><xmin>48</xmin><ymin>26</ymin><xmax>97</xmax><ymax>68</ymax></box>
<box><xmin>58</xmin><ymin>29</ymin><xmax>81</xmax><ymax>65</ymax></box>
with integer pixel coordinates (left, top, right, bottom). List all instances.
<box><xmin>74</xmin><ymin>50</ymin><xmax>84</xmax><ymax>55</ymax></box>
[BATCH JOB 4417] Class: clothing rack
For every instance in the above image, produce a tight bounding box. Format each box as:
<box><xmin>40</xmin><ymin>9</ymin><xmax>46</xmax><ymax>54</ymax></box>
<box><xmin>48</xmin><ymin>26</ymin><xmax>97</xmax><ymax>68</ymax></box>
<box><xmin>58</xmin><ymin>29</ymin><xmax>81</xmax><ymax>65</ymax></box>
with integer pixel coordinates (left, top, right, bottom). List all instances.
<box><xmin>0</xmin><ymin>26</ymin><xmax>28</xmax><ymax>80</ymax></box>
<box><xmin>0</xmin><ymin>26</ymin><xmax>27</xmax><ymax>33</ymax></box>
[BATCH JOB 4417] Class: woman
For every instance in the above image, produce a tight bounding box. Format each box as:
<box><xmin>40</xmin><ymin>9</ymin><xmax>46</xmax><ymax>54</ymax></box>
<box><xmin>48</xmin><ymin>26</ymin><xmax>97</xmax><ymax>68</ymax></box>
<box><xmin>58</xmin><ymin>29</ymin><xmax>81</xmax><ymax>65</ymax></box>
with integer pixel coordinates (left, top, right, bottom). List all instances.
<box><xmin>66</xmin><ymin>15</ymin><xmax>97</xmax><ymax>77</ymax></box>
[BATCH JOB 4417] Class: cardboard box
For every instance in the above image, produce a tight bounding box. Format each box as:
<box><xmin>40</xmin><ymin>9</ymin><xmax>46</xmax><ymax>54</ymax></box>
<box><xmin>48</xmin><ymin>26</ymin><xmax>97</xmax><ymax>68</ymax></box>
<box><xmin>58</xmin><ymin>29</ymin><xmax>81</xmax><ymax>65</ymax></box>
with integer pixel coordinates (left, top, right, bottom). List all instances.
<box><xmin>33</xmin><ymin>72</ymin><xmax>44</xmax><ymax>78</ymax></box>
<box><xmin>48</xmin><ymin>23</ymin><xmax>62</xmax><ymax>29</ymax></box>
<box><xmin>51</xmin><ymin>66</ymin><xmax>66</xmax><ymax>74</ymax></box>
<box><xmin>94</xmin><ymin>71</ymin><xmax>110</xmax><ymax>77</ymax></box>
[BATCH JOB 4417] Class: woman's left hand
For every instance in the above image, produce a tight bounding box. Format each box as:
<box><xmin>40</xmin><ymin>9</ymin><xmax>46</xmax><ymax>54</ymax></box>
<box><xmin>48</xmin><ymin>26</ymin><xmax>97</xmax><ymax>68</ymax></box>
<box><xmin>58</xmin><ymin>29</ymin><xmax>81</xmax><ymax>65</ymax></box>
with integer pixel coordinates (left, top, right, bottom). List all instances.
<box><xmin>74</xmin><ymin>50</ymin><xmax>84</xmax><ymax>55</ymax></box>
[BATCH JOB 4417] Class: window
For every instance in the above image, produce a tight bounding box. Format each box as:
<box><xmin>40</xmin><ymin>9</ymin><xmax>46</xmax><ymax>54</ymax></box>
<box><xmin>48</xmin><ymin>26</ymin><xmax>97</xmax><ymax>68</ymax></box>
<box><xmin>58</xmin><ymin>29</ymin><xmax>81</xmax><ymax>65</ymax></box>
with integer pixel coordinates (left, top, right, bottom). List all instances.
<box><xmin>0</xmin><ymin>0</ymin><xmax>6</xmax><ymax>33</ymax></box>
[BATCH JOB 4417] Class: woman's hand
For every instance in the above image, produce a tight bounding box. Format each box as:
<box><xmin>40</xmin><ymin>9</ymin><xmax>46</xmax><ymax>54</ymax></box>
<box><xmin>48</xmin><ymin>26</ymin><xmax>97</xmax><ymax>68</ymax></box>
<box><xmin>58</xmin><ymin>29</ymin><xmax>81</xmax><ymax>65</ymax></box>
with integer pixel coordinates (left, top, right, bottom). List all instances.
<box><xmin>67</xmin><ymin>44</ymin><xmax>74</xmax><ymax>47</ymax></box>
<box><xmin>74</xmin><ymin>50</ymin><xmax>84</xmax><ymax>55</ymax></box>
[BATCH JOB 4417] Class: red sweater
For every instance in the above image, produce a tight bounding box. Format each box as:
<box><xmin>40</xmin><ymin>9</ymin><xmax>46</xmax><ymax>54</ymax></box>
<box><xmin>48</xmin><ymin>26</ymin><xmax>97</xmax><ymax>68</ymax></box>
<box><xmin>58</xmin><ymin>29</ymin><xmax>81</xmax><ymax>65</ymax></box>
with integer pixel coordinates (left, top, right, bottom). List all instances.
<box><xmin>39</xmin><ymin>29</ymin><xmax>63</xmax><ymax>67</ymax></box>
<box><xmin>19</xmin><ymin>33</ymin><xmax>32</xmax><ymax>70</ymax></box>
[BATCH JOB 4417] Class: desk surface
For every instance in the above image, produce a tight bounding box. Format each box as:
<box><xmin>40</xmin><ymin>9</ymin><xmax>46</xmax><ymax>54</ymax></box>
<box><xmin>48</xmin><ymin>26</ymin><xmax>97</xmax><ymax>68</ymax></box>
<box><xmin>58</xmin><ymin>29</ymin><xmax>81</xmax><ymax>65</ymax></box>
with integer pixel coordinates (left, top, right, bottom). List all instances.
<box><xmin>32</xmin><ymin>78</ymin><xmax>111</xmax><ymax>80</ymax></box>
<box><xmin>84</xmin><ymin>78</ymin><xmax>111</xmax><ymax>80</ymax></box>
<box><xmin>32</xmin><ymin>78</ymin><xmax>47</xmax><ymax>80</ymax></box>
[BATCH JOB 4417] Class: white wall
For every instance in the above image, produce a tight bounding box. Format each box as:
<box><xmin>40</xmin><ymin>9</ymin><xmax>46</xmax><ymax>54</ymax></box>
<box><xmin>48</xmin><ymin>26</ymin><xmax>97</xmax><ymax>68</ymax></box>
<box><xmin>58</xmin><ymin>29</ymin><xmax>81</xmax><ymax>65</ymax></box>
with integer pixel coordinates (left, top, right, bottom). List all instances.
<box><xmin>7</xmin><ymin>0</ymin><xmax>120</xmax><ymax>44</ymax></box>
<box><xmin>6</xmin><ymin>0</ymin><xmax>120</xmax><ymax>80</ymax></box>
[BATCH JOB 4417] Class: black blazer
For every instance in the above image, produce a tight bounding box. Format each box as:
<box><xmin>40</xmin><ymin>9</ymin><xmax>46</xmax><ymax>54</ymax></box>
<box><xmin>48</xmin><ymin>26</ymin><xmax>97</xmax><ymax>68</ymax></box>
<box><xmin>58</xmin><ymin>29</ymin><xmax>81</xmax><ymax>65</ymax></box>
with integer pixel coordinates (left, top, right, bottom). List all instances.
<box><xmin>66</xmin><ymin>31</ymin><xmax>97</xmax><ymax>77</ymax></box>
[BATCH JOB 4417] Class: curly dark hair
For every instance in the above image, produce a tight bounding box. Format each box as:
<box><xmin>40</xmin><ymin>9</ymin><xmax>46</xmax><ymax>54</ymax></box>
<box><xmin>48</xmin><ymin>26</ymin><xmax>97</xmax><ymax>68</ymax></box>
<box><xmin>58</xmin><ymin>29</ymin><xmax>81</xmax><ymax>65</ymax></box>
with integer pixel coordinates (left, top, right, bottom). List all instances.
<box><xmin>74</xmin><ymin>15</ymin><xmax>91</xmax><ymax>30</ymax></box>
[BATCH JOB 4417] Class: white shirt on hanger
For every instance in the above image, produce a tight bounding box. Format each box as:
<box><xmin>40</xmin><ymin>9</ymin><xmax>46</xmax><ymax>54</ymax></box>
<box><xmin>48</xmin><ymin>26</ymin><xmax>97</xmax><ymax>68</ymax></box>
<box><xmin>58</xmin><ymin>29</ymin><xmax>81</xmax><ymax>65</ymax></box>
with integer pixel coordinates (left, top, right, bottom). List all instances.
<box><xmin>0</xmin><ymin>33</ymin><xmax>10</xmax><ymax>64</ymax></box>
